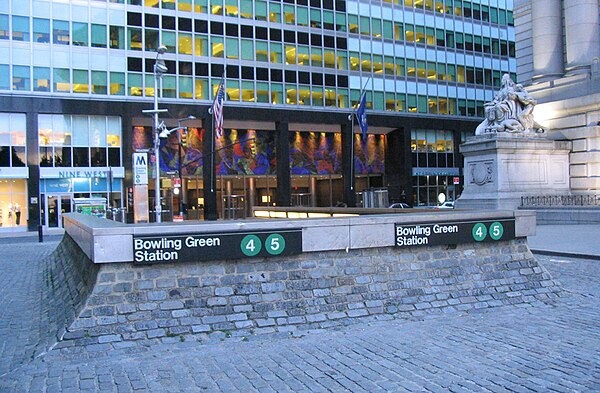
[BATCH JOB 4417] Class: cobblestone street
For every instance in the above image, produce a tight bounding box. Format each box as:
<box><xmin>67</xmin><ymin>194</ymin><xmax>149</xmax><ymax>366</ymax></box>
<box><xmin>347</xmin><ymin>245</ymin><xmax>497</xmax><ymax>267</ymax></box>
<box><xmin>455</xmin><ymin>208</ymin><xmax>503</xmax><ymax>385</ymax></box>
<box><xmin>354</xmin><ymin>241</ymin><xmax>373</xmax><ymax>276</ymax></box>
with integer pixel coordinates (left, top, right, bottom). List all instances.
<box><xmin>0</xmin><ymin>238</ymin><xmax>599</xmax><ymax>392</ymax></box>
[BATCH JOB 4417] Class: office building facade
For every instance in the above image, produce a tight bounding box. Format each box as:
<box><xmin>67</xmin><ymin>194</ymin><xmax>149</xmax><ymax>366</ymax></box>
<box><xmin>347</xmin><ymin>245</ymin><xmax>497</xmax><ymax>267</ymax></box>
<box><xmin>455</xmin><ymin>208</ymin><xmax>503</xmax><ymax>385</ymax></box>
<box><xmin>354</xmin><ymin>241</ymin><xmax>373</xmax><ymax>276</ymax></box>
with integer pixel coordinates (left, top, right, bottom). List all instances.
<box><xmin>0</xmin><ymin>0</ymin><xmax>515</xmax><ymax>232</ymax></box>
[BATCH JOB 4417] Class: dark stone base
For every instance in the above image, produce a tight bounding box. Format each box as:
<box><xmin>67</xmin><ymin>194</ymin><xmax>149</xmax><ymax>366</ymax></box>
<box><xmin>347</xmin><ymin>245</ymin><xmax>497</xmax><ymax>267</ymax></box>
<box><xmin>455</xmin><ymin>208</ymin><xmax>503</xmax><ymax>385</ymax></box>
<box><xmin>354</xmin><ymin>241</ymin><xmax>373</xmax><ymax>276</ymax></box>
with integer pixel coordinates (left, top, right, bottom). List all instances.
<box><xmin>50</xmin><ymin>235</ymin><xmax>561</xmax><ymax>350</ymax></box>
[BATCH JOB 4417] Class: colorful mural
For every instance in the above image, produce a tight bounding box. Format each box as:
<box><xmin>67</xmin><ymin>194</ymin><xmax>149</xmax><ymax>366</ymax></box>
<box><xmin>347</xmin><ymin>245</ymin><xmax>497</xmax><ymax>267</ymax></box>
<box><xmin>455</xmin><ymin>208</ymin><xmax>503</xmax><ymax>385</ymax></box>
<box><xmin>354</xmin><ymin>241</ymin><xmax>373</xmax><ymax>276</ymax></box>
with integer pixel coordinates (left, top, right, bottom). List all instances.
<box><xmin>289</xmin><ymin>131</ymin><xmax>384</xmax><ymax>175</ymax></box>
<box><xmin>215</xmin><ymin>129</ymin><xmax>276</xmax><ymax>175</ymax></box>
<box><xmin>289</xmin><ymin>132</ymin><xmax>342</xmax><ymax>175</ymax></box>
<box><xmin>354</xmin><ymin>133</ymin><xmax>385</xmax><ymax>174</ymax></box>
<box><xmin>132</xmin><ymin>126</ymin><xmax>205</xmax><ymax>176</ymax></box>
<box><xmin>132</xmin><ymin>127</ymin><xmax>384</xmax><ymax>177</ymax></box>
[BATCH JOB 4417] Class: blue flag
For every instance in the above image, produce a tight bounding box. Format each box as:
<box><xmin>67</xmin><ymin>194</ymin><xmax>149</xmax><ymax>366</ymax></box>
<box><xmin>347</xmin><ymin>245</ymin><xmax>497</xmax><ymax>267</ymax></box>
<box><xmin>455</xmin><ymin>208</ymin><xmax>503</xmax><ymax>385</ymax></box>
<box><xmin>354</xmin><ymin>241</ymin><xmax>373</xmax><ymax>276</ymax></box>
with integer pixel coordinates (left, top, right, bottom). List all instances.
<box><xmin>356</xmin><ymin>93</ymin><xmax>368</xmax><ymax>139</ymax></box>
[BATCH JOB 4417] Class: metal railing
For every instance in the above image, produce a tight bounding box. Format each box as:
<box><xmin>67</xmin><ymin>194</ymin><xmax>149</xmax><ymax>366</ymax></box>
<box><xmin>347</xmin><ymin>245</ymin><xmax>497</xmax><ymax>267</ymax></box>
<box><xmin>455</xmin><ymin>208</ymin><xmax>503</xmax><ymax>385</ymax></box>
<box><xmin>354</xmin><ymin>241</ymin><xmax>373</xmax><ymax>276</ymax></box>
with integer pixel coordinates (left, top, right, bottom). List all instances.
<box><xmin>106</xmin><ymin>207</ymin><xmax>127</xmax><ymax>222</ymax></box>
<box><xmin>520</xmin><ymin>195</ymin><xmax>600</xmax><ymax>207</ymax></box>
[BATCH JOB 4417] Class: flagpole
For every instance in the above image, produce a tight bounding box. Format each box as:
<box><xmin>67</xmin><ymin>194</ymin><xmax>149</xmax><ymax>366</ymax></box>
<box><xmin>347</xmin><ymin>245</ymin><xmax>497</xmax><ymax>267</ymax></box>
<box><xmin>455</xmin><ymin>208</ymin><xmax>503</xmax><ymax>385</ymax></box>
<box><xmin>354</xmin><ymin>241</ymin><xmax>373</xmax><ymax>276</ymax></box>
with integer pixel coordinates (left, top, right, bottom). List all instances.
<box><xmin>348</xmin><ymin>77</ymin><xmax>371</xmax><ymax>197</ymax></box>
<box><xmin>349</xmin><ymin>110</ymin><xmax>355</xmax><ymax>193</ymax></box>
<box><xmin>208</xmin><ymin>72</ymin><xmax>226</xmax><ymax>193</ymax></box>
<box><xmin>210</xmin><ymin>113</ymin><xmax>215</xmax><ymax>192</ymax></box>
<box><xmin>360</xmin><ymin>77</ymin><xmax>371</xmax><ymax>96</ymax></box>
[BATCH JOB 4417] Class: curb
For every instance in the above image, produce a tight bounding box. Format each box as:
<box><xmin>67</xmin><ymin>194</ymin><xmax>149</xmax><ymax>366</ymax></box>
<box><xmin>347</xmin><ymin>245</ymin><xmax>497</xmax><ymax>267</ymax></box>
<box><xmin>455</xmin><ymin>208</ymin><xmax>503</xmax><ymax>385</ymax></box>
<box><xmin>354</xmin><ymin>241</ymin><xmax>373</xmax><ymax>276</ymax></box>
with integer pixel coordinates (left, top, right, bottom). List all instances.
<box><xmin>531</xmin><ymin>249</ymin><xmax>600</xmax><ymax>261</ymax></box>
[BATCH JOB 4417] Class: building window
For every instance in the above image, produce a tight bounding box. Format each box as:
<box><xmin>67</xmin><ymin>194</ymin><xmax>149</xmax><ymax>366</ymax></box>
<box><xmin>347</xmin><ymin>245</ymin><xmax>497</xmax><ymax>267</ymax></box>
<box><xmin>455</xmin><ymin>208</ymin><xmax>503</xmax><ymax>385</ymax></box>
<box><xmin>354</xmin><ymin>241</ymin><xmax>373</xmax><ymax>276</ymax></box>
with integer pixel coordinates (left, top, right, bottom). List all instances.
<box><xmin>0</xmin><ymin>15</ymin><xmax>8</xmax><ymax>40</ymax></box>
<box><xmin>195</xmin><ymin>78</ymin><xmax>208</xmax><ymax>99</ymax></box>
<box><xmin>283</xmin><ymin>5</ymin><xmax>295</xmax><ymax>24</ymax></box>
<box><xmin>226</xmin><ymin>37</ymin><xmax>239</xmax><ymax>59</ymax></box>
<box><xmin>33</xmin><ymin>18</ymin><xmax>50</xmax><ymax>43</ymax></box>
<box><xmin>194</xmin><ymin>34</ymin><xmax>208</xmax><ymax>56</ymax></box>
<box><xmin>72</xmin><ymin>22</ymin><xmax>88</xmax><ymax>46</ymax></box>
<box><xmin>192</xmin><ymin>0</ymin><xmax>208</xmax><ymax>13</ymax></box>
<box><xmin>110</xmin><ymin>26</ymin><xmax>124</xmax><ymax>49</ymax></box>
<box><xmin>110</xmin><ymin>72</ymin><xmax>125</xmax><ymax>95</ymax></box>
<box><xmin>128</xmin><ymin>73</ymin><xmax>142</xmax><ymax>96</ymax></box>
<box><xmin>128</xmin><ymin>27</ymin><xmax>142</xmax><ymax>50</ymax></box>
<box><xmin>12</xmin><ymin>16</ymin><xmax>29</xmax><ymax>41</ymax></box>
<box><xmin>269</xmin><ymin>3</ymin><xmax>281</xmax><ymax>23</ymax></box>
<box><xmin>33</xmin><ymin>67</ymin><xmax>50</xmax><ymax>92</ymax></box>
<box><xmin>91</xmin><ymin>24</ymin><xmax>107</xmax><ymax>48</ymax></box>
<box><xmin>0</xmin><ymin>113</ymin><xmax>27</xmax><ymax>167</ymax></box>
<box><xmin>12</xmin><ymin>66</ymin><xmax>30</xmax><ymax>91</ymax></box>
<box><xmin>178</xmin><ymin>32</ymin><xmax>192</xmax><ymax>54</ymax></box>
<box><xmin>0</xmin><ymin>179</ymin><xmax>28</xmax><ymax>227</ymax></box>
<box><xmin>92</xmin><ymin>71</ymin><xmax>107</xmax><ymax>94</ymax></box>
<box><xmin>53</xmin><ymin>68</ymin><xmax>70</xmax><ymax>92</ymax></box>
<box><xmin>255</xmin><ymin>1</ymin><xmax>268</xmax><ymax>21</ymax></box>
<box><xmin>0</xmin><ymin>65</ymin><xmax>9</xmax><ymax>90</ymax></box>
<box><xmin>162</xmin><ymin>31</ymin><xmax>176</xmax><ymax>53</ymax></box>
<box><xmin>162</xmin><ymin>0</ymin><xmax>176</xmax><ymax>10</ymax></box>
<box><xmin>38</xmin><ymin>115</ymin><xmax>122</xmax><ymax>168</ymax></box>
<box><xmin>179</xmin><ymin>76</ymin><xmax>193</xmax><ymax>98</ymax></box>
<box><xmin>53</xmin><ymin>20</ymin><xmax>70</xmax><ymax>45</ymax></box>
<box><xmin>73</xmin><ymin>70</ymin><xmax>89</xmax><ymax>94</ymax></box>
<box><xmin>163</xmin><ymin>75</ymin><xmax>176</xmax><ymax>98</ymax></box>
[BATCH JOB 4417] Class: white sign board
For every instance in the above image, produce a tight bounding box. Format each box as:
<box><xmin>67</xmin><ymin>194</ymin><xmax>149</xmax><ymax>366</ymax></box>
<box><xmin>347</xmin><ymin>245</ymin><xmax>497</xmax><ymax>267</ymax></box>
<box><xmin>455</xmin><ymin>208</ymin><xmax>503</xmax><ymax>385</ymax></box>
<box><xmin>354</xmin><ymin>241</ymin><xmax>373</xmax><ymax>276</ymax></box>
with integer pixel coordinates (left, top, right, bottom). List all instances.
<box><xmin>133</xmin><ymin>153</ymin><xmax>149</xmax><ymax>185</ymax></box>
<box><xmin>39</xmin><ymin>167</ymin><xmax>125</xmax><ymax>179</ymax></box>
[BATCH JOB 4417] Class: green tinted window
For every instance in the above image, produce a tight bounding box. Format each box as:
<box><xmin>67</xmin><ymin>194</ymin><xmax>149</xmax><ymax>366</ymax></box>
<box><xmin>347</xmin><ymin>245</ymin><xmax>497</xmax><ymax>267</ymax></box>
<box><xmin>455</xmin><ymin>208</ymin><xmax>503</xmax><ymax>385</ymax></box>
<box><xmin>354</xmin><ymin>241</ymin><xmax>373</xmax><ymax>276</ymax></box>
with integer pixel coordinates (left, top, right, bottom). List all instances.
<box><xmin>110</xmin><ymin>72</ymin><xmax>125</xmax><ymax>95</ymax></box>
<box><xmin>91</xmin><ymin>24</ymin><xmax>107</xmax><ymax>48</ymax></box>
<box><xmin>92</xmin><ymin>71</ymin><xmax>107</xmax><ymax>94</ymax></box>
<box><xmin>297</xmin><ymin>7</ymin><xmax>308</xmax><ymax>26</ymax></box>
<box><xmin>72</xmin><ymin>22</ymin><xmax>88</xmax><ymax>46</ymax></box>
<box><xmin>255</xmin><ymin>1</ymin><xmax>267</xmax><ymax>21</ymax></box>
<box><xmin>54</xmin><ymin>68</ymin><xmax>70</xmax><ymax>92</ymax></box>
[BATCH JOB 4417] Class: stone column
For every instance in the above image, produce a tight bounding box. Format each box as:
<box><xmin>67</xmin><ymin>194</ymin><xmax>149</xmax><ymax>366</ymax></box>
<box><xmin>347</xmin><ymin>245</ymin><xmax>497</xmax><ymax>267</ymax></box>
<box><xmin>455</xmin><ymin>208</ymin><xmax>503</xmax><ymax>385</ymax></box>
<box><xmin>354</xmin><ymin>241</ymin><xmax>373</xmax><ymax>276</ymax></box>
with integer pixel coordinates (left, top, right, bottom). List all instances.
<box><xmin>201</xmin><ymin>115</ymin><xmax>218</xmax><ymax>220</ymax></box>
<box><xmin>26</xmin><ymin>109</ymin><xmax>41</xmax><ymax>231</ymax></box>
<box><xmin>275</xmin><ymin>121</ymin><xmax>291</xmax><ymax>207</ymax></box>
<box><xmin>564</xmin><ymin>0</ymin><xmax>600</xmax><ymax>73</ymax></box>
<box><xmin>531</xmin><ymin>0</ymin><xmax>564</xmax><ymax>81</ymax></box>
<box><xmin>341</xmin><ymin>123</ymin><xmax>355</xmax><ymax>207</ymax></box>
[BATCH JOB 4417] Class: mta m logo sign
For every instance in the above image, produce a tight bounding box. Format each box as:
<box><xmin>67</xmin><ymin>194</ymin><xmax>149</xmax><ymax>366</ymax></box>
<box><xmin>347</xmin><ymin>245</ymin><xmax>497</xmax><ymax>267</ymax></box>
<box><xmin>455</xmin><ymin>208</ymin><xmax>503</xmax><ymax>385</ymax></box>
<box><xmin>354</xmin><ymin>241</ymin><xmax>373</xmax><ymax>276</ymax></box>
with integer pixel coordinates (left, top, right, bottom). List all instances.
<box><xmin>135</xmin><ymin>155</ymin><xmax>147</xmax><ymax>166</ymax></box>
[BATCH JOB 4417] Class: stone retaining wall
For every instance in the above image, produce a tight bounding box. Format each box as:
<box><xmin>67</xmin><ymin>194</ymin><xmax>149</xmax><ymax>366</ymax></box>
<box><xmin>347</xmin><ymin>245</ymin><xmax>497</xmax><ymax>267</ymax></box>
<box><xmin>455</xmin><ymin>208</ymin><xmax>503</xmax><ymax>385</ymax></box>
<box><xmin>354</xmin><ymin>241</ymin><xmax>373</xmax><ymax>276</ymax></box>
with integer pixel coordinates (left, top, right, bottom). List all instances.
<box><xmin>521</xmin><ymin>207</ymin><xmax>600</xmax><ymax>225</ymax></box>
<box><xmin>56</xmin><ymin>235</ymin><xmax>561</xmax><ymax>350</ymax></box>
<box><xmin>43</xmin><ymin>235</ymin><xmax>99</xmax><ymax>346</ymax></box>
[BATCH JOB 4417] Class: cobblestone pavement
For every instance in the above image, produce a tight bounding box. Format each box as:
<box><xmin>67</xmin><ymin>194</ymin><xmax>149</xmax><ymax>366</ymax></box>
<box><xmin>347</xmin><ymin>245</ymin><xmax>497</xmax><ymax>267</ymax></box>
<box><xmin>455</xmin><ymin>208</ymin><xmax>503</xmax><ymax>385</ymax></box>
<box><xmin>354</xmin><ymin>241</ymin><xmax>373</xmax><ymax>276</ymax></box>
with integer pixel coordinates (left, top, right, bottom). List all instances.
<box><xmin>0</xmin><ymin>239</ymin><xmax>61</xmax><ymax>377</ymax></box>
<box><xmin>0</xmin><ymin>239</ymin><xmax>599</xmax><ymax>392</ymax></box>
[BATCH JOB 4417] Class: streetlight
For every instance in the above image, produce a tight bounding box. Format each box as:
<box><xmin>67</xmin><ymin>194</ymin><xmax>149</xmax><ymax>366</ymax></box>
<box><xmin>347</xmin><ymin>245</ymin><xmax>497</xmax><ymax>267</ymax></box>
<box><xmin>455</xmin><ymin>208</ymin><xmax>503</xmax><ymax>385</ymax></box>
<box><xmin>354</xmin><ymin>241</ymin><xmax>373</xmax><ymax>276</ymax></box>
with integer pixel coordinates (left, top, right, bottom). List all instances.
<box><xmin>159</xmin><ymin>116</ymin><xmax>196</xmax><ymax>219</ymax></box>
<box><xmin>142</xmin><ymin>45</ymin><xmax>168</xmax><ymax>223</ymax></box>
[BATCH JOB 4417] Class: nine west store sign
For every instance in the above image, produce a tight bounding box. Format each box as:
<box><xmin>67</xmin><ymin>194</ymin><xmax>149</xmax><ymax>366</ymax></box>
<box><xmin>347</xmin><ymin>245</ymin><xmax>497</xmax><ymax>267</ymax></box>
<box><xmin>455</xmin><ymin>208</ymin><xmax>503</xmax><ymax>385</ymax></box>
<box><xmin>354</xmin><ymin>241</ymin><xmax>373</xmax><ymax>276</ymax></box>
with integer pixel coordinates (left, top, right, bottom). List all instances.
<box><xmin>40</xmin><ymin>167</ymin><xmax>125</xmax><ymax>179</ymax></box>
<box><xmin>395</xmin><ymin>219</ymin><xmax>516</xmax><ymax>247</ymax></box>
<box><xmin>133</xmin><ymin>229</ymin><xmax>303</xmax><ymax>264</ymax></box>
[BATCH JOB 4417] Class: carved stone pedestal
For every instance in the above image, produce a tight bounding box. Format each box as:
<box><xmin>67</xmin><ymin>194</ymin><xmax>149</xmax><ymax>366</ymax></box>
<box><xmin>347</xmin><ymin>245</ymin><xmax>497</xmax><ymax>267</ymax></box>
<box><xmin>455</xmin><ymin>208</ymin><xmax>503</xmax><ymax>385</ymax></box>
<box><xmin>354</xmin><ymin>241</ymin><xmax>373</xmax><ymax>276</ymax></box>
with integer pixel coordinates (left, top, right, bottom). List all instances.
<box><xmin>455</xmin><ymin>134</ymin><xmax>571</xmax><ymax>210</ymax></box>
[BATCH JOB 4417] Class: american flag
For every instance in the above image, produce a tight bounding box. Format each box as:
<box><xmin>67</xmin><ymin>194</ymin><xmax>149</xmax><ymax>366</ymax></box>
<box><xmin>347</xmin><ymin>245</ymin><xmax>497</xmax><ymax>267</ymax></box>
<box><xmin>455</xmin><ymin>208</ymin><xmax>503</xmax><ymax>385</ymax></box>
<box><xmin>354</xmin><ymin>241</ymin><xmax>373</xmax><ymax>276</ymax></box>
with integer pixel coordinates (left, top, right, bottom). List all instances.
<box><xmin>213</xmin><ymin>82</ymin><xmax>225</xmax><ymax>138</ymax></box>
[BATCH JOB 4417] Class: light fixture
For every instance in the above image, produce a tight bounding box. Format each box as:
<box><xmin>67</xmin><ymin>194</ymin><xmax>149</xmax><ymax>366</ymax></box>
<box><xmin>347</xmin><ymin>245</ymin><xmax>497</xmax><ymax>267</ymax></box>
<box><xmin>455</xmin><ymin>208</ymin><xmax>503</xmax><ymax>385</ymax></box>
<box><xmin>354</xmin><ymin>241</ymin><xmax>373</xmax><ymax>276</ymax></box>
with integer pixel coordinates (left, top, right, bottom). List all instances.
<box><xmin>158</xmin><ymin>129</ymin><xmax>170</xmax><ymax>139</ymax></box>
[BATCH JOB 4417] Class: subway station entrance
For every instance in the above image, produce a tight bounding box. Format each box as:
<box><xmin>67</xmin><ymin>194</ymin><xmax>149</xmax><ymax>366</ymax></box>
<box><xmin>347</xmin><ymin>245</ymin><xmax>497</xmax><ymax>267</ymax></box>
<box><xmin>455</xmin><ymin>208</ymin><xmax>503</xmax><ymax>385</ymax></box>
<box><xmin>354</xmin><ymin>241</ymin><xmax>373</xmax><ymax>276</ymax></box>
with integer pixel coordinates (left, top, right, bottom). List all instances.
<box><xmin>157</xmin><ymin>173</ymin><xmax>384</xmax><ymax>221</ymax></box>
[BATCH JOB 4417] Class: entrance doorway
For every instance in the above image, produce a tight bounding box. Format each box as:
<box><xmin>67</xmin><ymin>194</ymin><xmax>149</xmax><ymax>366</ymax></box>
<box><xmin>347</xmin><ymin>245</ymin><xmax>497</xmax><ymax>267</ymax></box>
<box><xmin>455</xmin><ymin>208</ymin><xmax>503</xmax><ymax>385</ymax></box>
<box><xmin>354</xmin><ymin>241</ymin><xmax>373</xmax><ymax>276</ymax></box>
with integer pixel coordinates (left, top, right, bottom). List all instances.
<box><xmin>43</xmin><ymin>194</ymin><xmax>72</xmax><ymax>228</ymax></box>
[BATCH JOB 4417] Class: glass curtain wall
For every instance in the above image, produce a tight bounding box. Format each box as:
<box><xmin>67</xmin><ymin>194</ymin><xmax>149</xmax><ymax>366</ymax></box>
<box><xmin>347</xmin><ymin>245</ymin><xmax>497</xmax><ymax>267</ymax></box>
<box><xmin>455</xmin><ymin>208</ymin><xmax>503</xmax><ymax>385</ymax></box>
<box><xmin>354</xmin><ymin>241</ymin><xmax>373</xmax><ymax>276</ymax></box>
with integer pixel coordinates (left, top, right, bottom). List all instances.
<box><xmin>0</xmin><ymin>113</ymin><xmax>27</xmax><ymax>229</ymax></box>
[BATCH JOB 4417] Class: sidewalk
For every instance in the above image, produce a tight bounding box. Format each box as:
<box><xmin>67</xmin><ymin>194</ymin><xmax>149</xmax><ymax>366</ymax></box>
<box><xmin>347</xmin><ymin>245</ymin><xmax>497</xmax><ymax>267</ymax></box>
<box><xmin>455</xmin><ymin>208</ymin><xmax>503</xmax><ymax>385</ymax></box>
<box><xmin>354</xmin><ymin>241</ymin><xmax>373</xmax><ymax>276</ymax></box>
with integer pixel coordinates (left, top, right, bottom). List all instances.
<box><xmin>528</xmin><ymin>224</ymin><xmax>600</xmax><ymax>260</ymax></box>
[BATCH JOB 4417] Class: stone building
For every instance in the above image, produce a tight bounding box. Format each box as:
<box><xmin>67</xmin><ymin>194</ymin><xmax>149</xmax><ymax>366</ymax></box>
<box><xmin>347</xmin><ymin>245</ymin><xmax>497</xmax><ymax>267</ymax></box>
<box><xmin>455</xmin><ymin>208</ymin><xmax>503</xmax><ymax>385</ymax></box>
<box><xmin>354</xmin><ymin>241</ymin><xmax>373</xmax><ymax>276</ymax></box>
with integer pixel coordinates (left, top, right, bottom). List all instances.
<box><xmin>514</xmin><ymin>0</ymin><xmax>600</xmax><ymax>195</ymax></box>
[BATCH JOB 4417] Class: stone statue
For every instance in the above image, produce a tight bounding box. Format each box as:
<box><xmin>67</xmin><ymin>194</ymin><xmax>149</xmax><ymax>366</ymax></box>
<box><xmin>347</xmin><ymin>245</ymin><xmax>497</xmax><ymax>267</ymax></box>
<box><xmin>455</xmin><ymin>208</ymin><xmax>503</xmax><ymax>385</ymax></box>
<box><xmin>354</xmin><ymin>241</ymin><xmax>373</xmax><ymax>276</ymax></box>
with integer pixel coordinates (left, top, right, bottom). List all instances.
<box><xmin>475</xmin><ymin>74</ymin><xmax>545</xmax><ymax>135</ymax></box>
